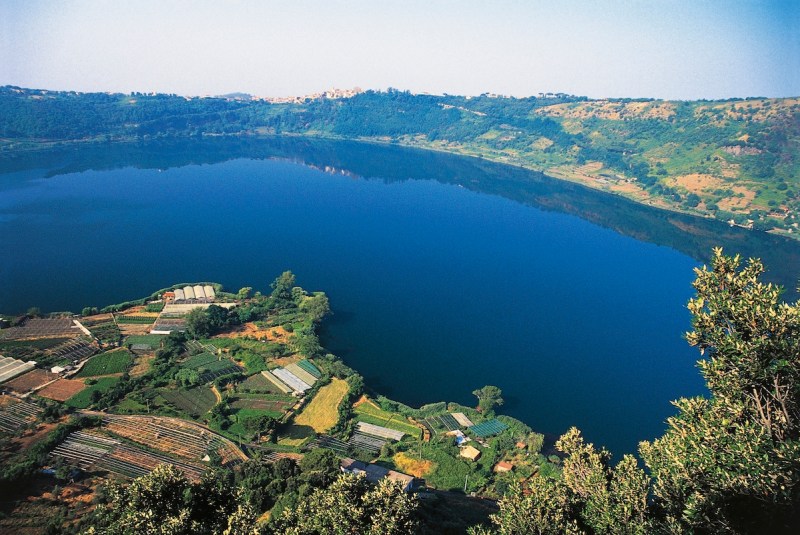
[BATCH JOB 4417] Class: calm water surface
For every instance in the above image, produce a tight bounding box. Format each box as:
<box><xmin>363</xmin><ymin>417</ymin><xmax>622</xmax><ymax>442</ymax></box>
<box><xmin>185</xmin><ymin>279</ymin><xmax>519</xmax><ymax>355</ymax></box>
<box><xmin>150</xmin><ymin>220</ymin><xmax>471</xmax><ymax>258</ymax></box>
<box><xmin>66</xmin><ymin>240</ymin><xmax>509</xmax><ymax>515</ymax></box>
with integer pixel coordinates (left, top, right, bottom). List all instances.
<box><xmin>2</xmin><ymin>138</ymin><xmax>798</xmax><ymax>455</ymax></box>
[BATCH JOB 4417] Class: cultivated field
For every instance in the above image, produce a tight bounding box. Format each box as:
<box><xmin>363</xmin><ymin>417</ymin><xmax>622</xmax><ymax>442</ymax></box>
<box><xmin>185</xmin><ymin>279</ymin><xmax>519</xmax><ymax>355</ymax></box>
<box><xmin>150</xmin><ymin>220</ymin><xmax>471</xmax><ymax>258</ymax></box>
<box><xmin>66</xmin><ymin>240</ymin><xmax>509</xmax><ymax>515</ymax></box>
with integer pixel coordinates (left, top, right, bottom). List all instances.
<box><xmin>37</xmin><ymin>378</ymin><xmax>86</xmax><ymax>401</ymax></box>
<box><xmin>102</xmin><ymin>414</ymin><xmax>246</xmax><ymax>465</ymax></box>
<box><xmin>50</xmin><ymin>430</ymin><xmax>205</xmax><ymax>481</ymax></box>
<box><xmin>75</xmin><ymin>349</ymin><xmax>133</xmax><ymax>377</ymax></box>
<box><xmin>354</xmin><ymin>397</ymin><xmax>421</xmax><ymax>438</ymax></box>
<box><xmin>65</xmin><ymin>377</ymin><xmax>119</xmax><ymax>408</ymax></box>
<box><xmin>2</xmin><ymin>369</ymin><xmax>54</xmax><ymax>393</ymax></box>
<box><xmin>159</xmin><ymin>387</ymin><xmax>217</xmax><ymax>418</ymax></box>
<box><xmin>0</xmin><ymin>318</ymin><xmax>78</xmax><ymax>340</ymax></box>
<box><xmin>0</xmin><ymin>399</ymin><xmax>42</xmax><ymax>435</ymax></box>
<box><xmin>238</xmin><ymin>373</ymin><xmax>282</xmax><ymax>393</ymax></box>
<box><xmin>292</xmin><ymin>378</ymin><xmax>348</xmax><ymax>433</ymax></box>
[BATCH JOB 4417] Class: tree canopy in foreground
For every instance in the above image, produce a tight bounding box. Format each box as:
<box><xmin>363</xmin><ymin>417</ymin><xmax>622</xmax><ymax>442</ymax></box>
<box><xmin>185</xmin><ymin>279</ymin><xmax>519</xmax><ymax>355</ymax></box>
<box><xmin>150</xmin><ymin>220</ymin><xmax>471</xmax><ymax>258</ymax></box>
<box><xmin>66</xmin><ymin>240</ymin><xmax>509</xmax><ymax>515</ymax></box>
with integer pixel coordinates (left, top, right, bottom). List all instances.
<box><xmin>474</xmin><ymin>249</ymin><xmax>799</xmax><ymax>534</ymax></box>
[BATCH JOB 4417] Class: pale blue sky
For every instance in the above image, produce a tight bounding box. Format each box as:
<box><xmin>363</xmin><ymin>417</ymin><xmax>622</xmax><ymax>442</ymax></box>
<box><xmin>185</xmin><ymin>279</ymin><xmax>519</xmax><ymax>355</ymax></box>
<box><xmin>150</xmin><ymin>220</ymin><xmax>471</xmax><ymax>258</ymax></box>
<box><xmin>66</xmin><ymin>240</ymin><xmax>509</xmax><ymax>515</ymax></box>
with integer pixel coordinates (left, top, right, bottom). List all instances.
<box><xmin>1</xmin><ymin>0</ymin><xmax>798</xmax><ymax>99</ymax></box>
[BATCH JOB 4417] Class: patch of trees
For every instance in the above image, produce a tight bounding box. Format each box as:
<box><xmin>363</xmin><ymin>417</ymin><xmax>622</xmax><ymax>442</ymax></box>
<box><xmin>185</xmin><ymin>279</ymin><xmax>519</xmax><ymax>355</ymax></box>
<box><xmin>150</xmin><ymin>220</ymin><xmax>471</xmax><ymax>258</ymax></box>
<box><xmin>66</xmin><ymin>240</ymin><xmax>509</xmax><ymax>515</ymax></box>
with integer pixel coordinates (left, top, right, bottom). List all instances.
<box><xmin>472</xmin><ymin>249</ymin><xmax>800</xmax><ymax>534</ymax></box>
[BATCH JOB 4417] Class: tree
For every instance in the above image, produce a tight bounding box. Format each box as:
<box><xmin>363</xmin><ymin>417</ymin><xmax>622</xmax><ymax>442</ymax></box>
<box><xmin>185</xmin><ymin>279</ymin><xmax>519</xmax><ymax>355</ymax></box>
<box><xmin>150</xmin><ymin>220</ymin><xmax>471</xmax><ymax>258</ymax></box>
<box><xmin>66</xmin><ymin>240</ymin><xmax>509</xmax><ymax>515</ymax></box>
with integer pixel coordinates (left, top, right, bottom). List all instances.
<box><xmin>267</xmin><ymin>473</ymin><xmax>419</xmax><ymax>535</ymax></box>
<box><xmin>237</xmin><ymin>287</ymin><xmax>253</xmax><ymax>301</ymax></box>
<box><xmin>472</xmin><ymin>428</ymin><xmax>649</xmax><ymax>535</ymax></box>
<box><xmin>185</xmin><ymin>308</ymin><xmax>212</xmax><ymax>339</ymax></box>
<box><xmin>270</xmin><ymin>271</ymin><xmax>296</xmax><ymax>301</ymax></box>
<box><xmin>475</xmin><ymin>250</ymin><xmax>800</xmax><ymax>535</ymax></box>
<box><xmin>473</xmin><ymin>385</ymin><xmax>504</xmax><ymax>413</ymax></box>
<box><xmin>300</xmin><ymin>292</ymin><xmax>331</xmax><ymax>322</ymax></box>
<box><xmin>206</xmin><ymin>304</ymin><xmax>229</xmax><ymax>332</ymax></box>
<box><xmin>242</xmin><ymin>414</ymin><xmax>276</xmax><ymax>441</ymax></box>
<box><xmin>174</xmin><ymin>368</ymin><xmax>202</xmax><ymax>387</ymax></box>
<box><xmin>85</xmin><ymin>466</ymin><xmax>255</xmax><ymax>534</ymax></box>
<box><xmin>640</xmin><ymin>249</ymin><xmax>800</xmax><ymax>533</ymax></box>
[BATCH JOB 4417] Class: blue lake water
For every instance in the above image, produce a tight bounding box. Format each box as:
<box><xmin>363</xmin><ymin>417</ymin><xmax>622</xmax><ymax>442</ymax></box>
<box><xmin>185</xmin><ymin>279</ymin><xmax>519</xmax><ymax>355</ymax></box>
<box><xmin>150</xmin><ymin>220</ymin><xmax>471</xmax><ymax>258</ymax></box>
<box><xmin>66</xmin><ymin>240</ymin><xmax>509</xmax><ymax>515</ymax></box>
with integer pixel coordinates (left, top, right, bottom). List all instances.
<box><xmin>2</xmin><ymin>138</ymin><xmax>798</xmax><ymax>456</ymax></box>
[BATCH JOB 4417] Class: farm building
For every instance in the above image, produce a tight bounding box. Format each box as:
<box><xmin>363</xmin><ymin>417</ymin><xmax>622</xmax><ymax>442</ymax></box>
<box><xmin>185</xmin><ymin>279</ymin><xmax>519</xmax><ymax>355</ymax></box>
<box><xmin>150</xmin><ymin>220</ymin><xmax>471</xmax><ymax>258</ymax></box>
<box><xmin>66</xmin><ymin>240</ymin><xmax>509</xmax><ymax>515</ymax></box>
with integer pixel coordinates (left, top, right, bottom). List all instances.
<box><xmin>162</xmin><ymin>291</ymin><xmax>175</xmax><ymax>303</ymax></box>
<box><xmin>183</xmin><ymin>286</ymin><xmax>196</xmax><ymax>300</ymax></box>
<box><xmin>356</xmin><ymin>421</ymin><xmax>405</xmax><ymax>441</ymax></box>
<box><xmin>193</xmin><ymin>285</ymin><xmax>206</xmax><ymax>300</ymax></box>
<box><xmin>459</xmin><ymin>445</ymin><xmax>482</xmax><ymax>462</ymax></box>
<box><xmin>494</xmin><ymin>461</ymin><xmax>514</xmax><ymax>473</ymax></box>
<box><xmin>451</xmin><ymin>412</ymin><xmax>475</xmax><ymax>427</ymax></box>
<box><xmin>469</xmin><ymin>419</ymin><xmax>508</xmax><ymax>438</ymax></box>
<box><xmin>0</xmin><ymin>356</ymin><xmax>37</xmax><ymax>383</ymax></box>
<box><xmin>203</xmin><ymin>285</ymin><xmax>216</xmax><ymax>300</ymax></box>
<box><xmin>173</xmin><ymin>288</ymin><xmax>185</xmax><ymax>301</ymax></box>
<box><xmin>340</xmin><ymin>458</ymin><xmax>415</xmax><ymax>492</ymax></box>
<box><xmin>272</xmin><ymin>367</ymin><xmax>312</xmax><ymax>394</ymax></box>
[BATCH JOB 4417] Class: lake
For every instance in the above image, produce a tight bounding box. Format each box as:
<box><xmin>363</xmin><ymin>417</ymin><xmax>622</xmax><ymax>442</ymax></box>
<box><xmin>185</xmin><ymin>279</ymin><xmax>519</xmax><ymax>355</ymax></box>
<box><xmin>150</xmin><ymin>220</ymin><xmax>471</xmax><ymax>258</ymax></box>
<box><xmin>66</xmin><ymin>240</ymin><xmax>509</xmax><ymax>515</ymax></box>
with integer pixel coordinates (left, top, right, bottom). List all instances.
<box><xmin>2</xmin><ymin>137</ymin><xmax>799</xmax><ymax>456</ymax></box>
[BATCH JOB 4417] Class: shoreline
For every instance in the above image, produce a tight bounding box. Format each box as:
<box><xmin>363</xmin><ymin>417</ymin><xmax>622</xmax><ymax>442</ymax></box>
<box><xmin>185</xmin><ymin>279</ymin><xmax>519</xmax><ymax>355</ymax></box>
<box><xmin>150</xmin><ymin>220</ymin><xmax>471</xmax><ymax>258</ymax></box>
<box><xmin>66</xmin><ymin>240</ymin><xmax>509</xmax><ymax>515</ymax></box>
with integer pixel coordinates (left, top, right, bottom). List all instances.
<box><xmin>1</xmin><ymin>132</ymin><xmax>795</xmax><ymax>242</ymax></box>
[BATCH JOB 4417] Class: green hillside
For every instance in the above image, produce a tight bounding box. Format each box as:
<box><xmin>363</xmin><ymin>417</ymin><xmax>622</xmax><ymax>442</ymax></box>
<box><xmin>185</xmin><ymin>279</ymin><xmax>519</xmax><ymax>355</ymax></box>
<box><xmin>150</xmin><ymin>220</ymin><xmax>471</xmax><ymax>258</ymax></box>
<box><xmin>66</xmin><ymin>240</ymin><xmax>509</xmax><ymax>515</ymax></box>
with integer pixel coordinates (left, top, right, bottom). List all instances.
<box><xmin>2</xmin><ymin>86</ymin><xmax>797</xmax><ymax>236</ymax></box>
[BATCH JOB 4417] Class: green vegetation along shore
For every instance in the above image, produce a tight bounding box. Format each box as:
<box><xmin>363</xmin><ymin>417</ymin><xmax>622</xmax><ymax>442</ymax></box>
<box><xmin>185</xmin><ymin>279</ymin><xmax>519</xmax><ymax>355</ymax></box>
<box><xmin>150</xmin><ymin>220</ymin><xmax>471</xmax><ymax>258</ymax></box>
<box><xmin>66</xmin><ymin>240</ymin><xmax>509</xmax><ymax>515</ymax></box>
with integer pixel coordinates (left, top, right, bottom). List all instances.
<box><xmin>1</xmin><ymin>251</ymin><xmax>798</xmax><ymax>533</ymax></box>
<box><xmin>2</xmin><ymin>86</ymin><xmax>798</xmax><ymax>238</ymax></box>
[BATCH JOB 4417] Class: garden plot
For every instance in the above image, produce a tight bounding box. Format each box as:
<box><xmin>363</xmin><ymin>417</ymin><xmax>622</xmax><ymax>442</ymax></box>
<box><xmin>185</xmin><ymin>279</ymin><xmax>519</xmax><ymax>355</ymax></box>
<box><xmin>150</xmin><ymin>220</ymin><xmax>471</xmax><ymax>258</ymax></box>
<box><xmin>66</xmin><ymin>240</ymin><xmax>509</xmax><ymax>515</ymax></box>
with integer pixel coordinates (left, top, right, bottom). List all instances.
<box><xmin>49</xmin><ymin>338</ymin><xmax>97</xmax><ymax>363</ymax></box>
<box><xmin>186</xmin><ymin>340</ymin><xmax>218</xmax><ymax>354</ymax></box>
<box><xmin>0</xmin><ymin>337</ymin><xmax>70</xmax><ymax>360</ymax></box>
<box><xmin>238</xmin><ymin>373</ymin><xmax>282</xmax><ymax>394</ymax></box>
<box><xmin>0</xmin><ymin>399</ymin><xmax>42</xmax><ymax>434</ymax></box>
<box><xmin>261</xmin><ymin>370</ymin><xmax>293</xmax><ymax>394</ymax></box>
<box><xmin>469</xmin><ymin>419</ymin><xmax>508</xmax><ymax>438</ymax></box>
<box><xmin>353</xmin><ymin>398</ymin><xmax>421</xmax><ymax>438</ymax></box>
<box><xmin>260</xmin><ymin>451</ymin><xmax>304</xmax><ymax>463</ymax></box>
<box><xmin>423</xmin><ymin>413</ymin><xmax>460</xmax><ymax>434</ymax></box>
<box><xmin>38</xmin><ymin>378</ymin><xmax>86</xmax><ymax>401</ymax></box>
<box><xmin>75</xmin><ymin>349</ymin><xmax>132</xmax><ymax>377</ymax></box>
<box><xmin>451</xmin><ymin>412</ymin><xmax>475</xmax><ymax>427</ymax></box>
<box><xmin>230</xmin><ymin>397</ymin><xmax>294</xmax><ymax>414</ymax></box>
<box><xmin>150</xmin><ymin>318</ymin><xmax>187</xmax><ymax>334</ymax></box>
<box><xmin>0</xmin><ymin>318</ymin><xmax>78</xmax><ymax>340</ymax></box>
<box><xmin>306</xmin><ymin>434</ymin><xmax>350</xmax><ymax>455</ymax></box>
<box><xmin>160</xmin><ymin>387</ymin><xmax>217</xmax><ymax>418</ymax></box>
<box><xmin>271</xmin><ymin>367</ymin><xmax>311</xmax><ymax>394</ymax></box>
<box><xmin>295</xmin><ymin>359</ymin><xmax>321</xmax><ymax>378</ymax></box>
<box><xmin>124</xmin><ymin>335</ymin><xmax>164</xmax><ymax>350</ymax></box>
<box><xmin>50</xmin><ymin>430</ymin><xmax>204</xmax><ymax>480</ymax></box>
<box><xmin>3</xmin><ymin>369</ymin><xmax>53</xmax><ymax>394</ymax></box>
<box><xmin>284</xmin><ymin>362</ymin><xmax>317</xmax><ymax>386</ymax></box>
<box><xmin>180</xmin><ymin>352</ymin><xmax>241</xmax><ymax>382</ymax></box>
<box><xmin>102</xmin><ymin>414</ymin><xmax>245</xmax><ymax>466</ymax></box>
<box><xmin>348</xmin><ymin>432</ymin><xmax>387</xmax><ymax>455</ymax></box>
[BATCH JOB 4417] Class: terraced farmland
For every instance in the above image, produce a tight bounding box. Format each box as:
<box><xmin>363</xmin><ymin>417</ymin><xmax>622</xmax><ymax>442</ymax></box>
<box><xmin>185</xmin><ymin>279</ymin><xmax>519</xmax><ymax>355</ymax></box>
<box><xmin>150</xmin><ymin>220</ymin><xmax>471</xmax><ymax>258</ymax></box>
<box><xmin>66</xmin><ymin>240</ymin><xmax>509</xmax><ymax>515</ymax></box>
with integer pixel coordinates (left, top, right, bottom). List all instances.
<box><xmin>102</xmin><ymin>414</ymin><xmax>246</xmax><ymax>466</ymax></box>
<box><xmin>160</xmin><ymin>387</ymin><xmax>217</xmax><ymax>418</ymax></box>
<box><xmin>50</xmin><ymin>430</ymin><xmax>205</xmax><ymax>480</ymax></box>
<box><xmin>0</xmin><ymin>399</ymin><xmax>42</xmax><ymax>435</ymax></box>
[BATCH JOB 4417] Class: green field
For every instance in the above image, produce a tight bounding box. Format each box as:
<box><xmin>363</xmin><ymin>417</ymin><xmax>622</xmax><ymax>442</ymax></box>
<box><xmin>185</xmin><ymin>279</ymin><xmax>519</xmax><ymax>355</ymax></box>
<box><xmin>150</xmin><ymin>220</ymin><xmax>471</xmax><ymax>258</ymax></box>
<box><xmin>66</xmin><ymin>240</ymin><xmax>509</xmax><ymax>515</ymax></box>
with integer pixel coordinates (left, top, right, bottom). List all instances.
<box><xmin>238</xmin><ymin>373</ymin><xmax>282</xmax><ymax>394</ymax></box>
<box><xmin>0</xmin><ymin>337</ymin><xmax>70</xmax><ymax>359</ymax></box>
<box><xmin>115</xmin><ymin>315</ymin><xmax>156</xmax><ymax>324</ymax></box>
<box><xmin>144</xmin><ymin>302</ymin><xmax>165</xmax><ymax>313</ymax></box>
<box><xmin>124</xmin><ymin>334</ymin><xmax>165</xmax><ymax>349</ymax></box>
<box><xmin>75</xmin><ymin>349</ymin><xmax>133</xmax><ymax>377</ymax></box>
<box><xmin>159</xmin><ymin>387</ymin><xmax>217</xmax><ymax>418</ymax></box>
<box><xmin>181</xmin><ymin>352</ymin><xmax>219</xmax><ymax>369</ymax></box>
<box><xmin>65</xmin><ymin>377</ymin><xmax>120</xmax><ymax>409</ymax></box>
<box><xmin>354</xmin><ymin>401</ymin><xmax>421</xmax><ymax>438</ymax></box>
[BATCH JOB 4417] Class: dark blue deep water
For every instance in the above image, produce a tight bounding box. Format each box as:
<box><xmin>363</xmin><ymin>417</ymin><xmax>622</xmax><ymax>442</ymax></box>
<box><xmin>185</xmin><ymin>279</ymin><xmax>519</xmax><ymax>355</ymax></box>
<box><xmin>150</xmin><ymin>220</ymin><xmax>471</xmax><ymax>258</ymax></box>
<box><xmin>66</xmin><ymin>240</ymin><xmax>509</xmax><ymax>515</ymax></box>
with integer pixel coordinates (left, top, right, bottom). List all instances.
<box><xmin>2</xmin><ymin>138</ymin><xmax>798</xmax><ymax>455</ymax></box>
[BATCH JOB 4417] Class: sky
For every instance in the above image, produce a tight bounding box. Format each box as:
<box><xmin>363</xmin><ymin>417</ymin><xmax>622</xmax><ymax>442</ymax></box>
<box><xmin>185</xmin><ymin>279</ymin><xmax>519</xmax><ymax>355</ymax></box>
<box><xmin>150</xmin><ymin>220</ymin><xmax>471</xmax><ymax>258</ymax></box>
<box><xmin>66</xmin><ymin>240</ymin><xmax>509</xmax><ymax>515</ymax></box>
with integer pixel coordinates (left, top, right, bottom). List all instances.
<box><xmin>1</xmin><ymin>0</ymin><xmax>798</xmax><ymax>100</ymax></box>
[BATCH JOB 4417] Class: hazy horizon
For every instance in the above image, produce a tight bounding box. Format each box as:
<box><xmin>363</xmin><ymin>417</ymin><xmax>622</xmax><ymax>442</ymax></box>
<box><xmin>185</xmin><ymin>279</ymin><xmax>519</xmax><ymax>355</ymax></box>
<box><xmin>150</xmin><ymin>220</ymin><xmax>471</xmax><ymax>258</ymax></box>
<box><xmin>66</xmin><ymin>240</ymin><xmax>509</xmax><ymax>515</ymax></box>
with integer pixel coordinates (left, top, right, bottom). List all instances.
<box><xmin>2</xmin><ymin>0</ymin><xmax>799</xmax><ymax>100</ymax></box>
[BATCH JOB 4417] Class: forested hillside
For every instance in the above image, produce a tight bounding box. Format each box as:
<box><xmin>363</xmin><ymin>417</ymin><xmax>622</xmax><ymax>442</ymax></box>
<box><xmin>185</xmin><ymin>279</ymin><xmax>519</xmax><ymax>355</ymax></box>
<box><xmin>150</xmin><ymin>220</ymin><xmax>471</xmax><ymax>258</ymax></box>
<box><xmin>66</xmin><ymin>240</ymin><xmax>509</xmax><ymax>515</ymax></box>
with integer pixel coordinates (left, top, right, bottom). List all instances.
<box><xmin>2</xmin><ymin>86</ymin><xmax>798</xmax><ymax>236</ymax></box>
